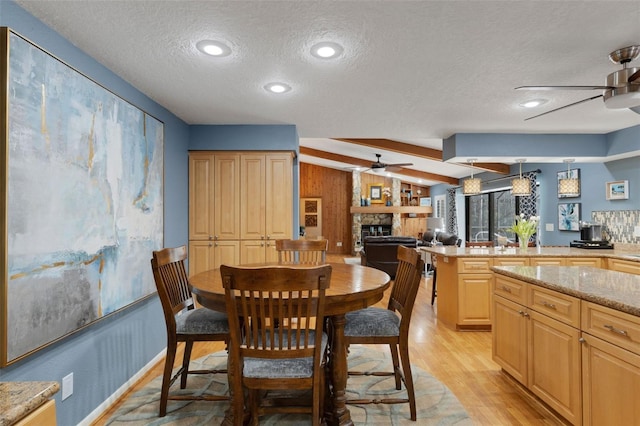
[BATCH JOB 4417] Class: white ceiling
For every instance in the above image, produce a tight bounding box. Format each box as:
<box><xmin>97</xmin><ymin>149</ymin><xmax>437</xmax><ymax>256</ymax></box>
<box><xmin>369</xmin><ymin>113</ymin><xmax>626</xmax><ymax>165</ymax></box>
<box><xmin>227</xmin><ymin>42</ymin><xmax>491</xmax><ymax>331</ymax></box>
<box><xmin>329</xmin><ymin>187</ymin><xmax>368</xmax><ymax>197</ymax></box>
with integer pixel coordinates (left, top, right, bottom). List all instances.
<box><xmin>14</xmin><ymin>0</ymin><xmax>640</xmax><ymax>185</ymax></box>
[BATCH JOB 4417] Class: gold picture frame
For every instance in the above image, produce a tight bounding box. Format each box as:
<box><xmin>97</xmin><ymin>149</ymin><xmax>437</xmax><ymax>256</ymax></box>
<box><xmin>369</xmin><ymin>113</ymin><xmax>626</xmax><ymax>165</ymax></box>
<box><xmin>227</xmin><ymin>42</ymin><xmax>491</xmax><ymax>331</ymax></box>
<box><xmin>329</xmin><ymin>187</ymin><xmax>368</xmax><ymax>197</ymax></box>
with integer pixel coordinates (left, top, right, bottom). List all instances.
<box><xmin>368</xmin><ymin>183</ymin><xmax>384</xmax><ymax>204</ymax></box>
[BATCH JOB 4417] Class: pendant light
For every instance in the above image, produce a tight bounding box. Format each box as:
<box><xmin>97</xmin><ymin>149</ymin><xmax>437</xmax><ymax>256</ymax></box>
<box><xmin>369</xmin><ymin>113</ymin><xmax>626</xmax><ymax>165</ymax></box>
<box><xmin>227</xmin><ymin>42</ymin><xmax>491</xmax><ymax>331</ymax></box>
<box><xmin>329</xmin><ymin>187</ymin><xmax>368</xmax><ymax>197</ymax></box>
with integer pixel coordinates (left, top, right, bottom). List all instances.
<box><xmin>558</xmin><ymin>159</ymin><xmax>580</xmax><ymax>196</ymax></box>
<box><xmin>511</xmin><ymin>159</ymin><xmax>531</xmax><ymax>196</ymax></box>
<box><xmin>463</xmin><ymin>159</ymin><xmax>482</xmax><ymax>195</ymax></box>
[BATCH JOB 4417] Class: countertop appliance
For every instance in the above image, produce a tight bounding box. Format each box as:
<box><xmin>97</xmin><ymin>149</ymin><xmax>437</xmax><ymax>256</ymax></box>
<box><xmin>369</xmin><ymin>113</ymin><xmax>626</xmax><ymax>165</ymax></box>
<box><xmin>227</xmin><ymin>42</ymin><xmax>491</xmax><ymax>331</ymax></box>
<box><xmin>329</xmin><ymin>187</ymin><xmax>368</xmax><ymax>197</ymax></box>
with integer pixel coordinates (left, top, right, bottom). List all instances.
<box><xmin>570</xmin><ymin>240</ymin><xmax>614</xmax><ymax>249</ymax></box>
<box><xmin>571</xmin><ymin>221</ymin><xmax>613</xmax><ymax>249</ymax></box>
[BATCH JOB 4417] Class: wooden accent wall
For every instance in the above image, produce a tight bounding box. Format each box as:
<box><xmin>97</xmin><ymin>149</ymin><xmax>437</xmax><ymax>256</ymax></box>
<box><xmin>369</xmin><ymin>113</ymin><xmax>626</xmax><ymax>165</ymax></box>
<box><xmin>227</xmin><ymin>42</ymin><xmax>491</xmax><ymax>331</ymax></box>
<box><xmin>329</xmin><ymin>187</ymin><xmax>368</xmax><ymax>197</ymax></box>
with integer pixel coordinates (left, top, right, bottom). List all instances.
<box><xmin>300</xmin><ymin>163</ymin><xmax>353</xmax><ymax>254</ymax></box>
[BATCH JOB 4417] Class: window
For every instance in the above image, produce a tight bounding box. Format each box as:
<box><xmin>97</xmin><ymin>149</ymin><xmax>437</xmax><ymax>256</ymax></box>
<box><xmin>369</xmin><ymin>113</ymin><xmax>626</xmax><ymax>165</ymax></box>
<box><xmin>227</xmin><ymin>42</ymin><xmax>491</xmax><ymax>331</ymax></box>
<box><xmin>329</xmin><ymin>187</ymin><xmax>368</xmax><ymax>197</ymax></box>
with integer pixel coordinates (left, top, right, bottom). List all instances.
<box><xmin>465</xmin><ymin>189</ymin><xmax>518</xmax><ymax>244</ymax></box>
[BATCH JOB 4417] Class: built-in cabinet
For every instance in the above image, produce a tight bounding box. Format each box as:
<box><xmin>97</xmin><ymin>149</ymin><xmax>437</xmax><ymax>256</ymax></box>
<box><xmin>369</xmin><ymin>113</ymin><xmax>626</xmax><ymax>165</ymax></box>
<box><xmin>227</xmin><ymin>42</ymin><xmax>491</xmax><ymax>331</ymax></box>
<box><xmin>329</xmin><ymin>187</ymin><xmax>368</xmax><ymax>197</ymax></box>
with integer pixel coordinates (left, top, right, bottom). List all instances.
<box><xmin>433</xmin><ymin>254</ymin><xmax>603</xmax><ymax>330</ymax></box>
<box><xmin>493</xmin><ymin>275</ymin><xmax>640</xmax><ymax>426</ymax></box>
<box><xmin>188</xmin><ymin>151</ymin><xmax>293</xmax><ymax>275</ymax></box>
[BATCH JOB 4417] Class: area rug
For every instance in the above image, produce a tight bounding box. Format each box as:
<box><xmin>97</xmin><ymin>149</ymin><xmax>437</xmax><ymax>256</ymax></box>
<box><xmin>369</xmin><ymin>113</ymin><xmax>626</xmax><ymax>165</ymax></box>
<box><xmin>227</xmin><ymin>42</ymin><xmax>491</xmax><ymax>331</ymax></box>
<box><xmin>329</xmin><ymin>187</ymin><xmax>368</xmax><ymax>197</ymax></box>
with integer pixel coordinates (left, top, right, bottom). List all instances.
<box><xmin>106</xmin><ymin>345</ymin><xmax>472</xmax><ymax>425</ymax></box>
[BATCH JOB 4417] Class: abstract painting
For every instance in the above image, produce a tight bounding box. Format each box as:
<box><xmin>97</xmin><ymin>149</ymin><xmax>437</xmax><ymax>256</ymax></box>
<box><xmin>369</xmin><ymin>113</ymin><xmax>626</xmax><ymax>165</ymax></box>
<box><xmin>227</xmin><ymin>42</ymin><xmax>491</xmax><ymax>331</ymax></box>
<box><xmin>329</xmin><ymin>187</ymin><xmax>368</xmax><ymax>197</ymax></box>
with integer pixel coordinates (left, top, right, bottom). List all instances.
<box><xmin>558</xmin><ymin>203</ymin><xmax>580</xmax><ymax>231</ymax></box>
<box><xmin>0</xmin><ymin>29</ymin><xmax>164</xmax><ymax>365</ymax></box>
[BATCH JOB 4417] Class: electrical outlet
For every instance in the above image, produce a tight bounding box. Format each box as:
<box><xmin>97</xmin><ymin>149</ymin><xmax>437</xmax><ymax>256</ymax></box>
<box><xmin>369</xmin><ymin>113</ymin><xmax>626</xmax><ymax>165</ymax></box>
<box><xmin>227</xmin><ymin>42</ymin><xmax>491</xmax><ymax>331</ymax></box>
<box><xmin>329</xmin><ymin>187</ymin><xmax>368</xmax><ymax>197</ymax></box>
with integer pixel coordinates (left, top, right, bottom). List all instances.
<box><xmin>545</xmin><ymin>223</ymin><xmax>554</xmax><ymax>232</ymax></box>
<box><xmin>336</xmin><ymin>242</ymin><xmax>342</xmax><ymax>247</ymax></box>
<box><xmin>62</xmin><ymin>372</ymin><xmax>73</xmax><ymax>400</ymax></box>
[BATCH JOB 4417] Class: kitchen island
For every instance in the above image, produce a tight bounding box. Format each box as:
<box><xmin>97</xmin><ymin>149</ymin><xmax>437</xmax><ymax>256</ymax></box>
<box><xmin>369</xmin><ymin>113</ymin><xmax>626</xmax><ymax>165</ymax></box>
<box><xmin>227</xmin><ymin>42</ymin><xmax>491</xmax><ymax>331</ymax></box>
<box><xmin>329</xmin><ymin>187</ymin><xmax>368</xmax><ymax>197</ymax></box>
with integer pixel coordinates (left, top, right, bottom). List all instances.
<box><xmin>490</xmin><ymin>265</ymin><xmax>640</xmax><ymax>425</ymax></box>
<box><xmin>420</xmin><ymin>245</ymin><xmax>640</xmax><ymax>330</ymax></box>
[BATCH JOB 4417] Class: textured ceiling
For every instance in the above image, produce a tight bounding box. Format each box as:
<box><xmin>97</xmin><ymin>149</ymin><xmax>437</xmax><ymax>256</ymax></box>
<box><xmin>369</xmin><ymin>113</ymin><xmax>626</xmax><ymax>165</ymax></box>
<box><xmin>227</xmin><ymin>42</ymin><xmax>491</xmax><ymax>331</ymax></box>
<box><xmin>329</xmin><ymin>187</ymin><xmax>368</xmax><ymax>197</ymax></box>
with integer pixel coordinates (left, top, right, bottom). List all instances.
<box><xmin>14</xmin><ymin>0</ymin><xmax>640</xmax><ymax>185</ymax></box>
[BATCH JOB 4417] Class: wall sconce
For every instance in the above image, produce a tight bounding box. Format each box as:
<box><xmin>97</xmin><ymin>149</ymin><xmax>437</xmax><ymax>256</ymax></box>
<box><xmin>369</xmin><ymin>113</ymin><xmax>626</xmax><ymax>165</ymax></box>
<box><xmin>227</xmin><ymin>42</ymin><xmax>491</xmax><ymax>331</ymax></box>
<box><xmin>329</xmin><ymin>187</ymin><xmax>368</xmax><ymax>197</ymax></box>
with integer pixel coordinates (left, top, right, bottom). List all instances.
<box><xmin>511</xmin><ymin>159</ymin><xmax>531</xmax><ymax>196</ymax></box>
<box><xmin>558</xmin><ymin>159</ymin><xmax>580</xmax><ymax>196</ymax></box>
<box><xmin>463</xmin><ymin>159</ymin><xmax>481</xmax><ymax>195</ymax></box>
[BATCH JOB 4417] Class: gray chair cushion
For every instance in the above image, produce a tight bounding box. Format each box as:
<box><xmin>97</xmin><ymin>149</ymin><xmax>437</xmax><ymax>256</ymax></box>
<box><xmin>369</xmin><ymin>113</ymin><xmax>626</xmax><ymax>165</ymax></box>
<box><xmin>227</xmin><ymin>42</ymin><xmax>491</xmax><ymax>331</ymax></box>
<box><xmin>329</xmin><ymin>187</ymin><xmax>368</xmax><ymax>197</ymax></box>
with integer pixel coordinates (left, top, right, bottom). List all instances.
<box><xmin>244</xmin><ymin>331</ymin><xmax>328</xmax><ymax>379</ymax></box>
<box><xmin>344</xmin><ymin>307</ymin><xmax>400</xmax><ymax>337</ymax></box>
<box><xmin>175</xmin><ymin>308</ymin><xmax>229</xmax><ymax>334</ymax></box>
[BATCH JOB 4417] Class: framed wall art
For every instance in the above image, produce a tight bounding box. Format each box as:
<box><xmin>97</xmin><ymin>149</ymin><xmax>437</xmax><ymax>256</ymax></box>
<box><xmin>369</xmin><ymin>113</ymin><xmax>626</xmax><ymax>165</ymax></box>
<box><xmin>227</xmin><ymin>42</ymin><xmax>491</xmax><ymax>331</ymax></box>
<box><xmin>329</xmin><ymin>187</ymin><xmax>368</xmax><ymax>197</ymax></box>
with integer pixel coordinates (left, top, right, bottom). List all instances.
<box><xmin>368</xmin><ymin>183</ymin><xmax>384</xmax><ymax>204</ymax></box>
<box><xmin>0</xmin><ymin>28</ymin><xmax>164</xmax><ymax>365</ymax></box>
<box><xmin>557</xmin><ymin>168</ymin><xmax>580</xmax><ymax>198</ymax></box>
<box><xmin>605</xmin><ymin>180</ymin><xmax>629</xmax><ymax>200</ymax></box>
<box><xmin>558</xmin><ymin>203</ymin><xmax>581</xmax><ymax>231</ymax></box>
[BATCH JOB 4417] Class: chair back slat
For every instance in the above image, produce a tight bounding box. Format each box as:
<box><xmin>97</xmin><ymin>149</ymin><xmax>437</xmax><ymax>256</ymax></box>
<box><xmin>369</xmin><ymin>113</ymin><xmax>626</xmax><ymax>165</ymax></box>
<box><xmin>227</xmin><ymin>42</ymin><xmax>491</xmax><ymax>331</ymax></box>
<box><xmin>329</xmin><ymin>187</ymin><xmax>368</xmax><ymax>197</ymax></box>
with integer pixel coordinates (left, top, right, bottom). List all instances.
<box><xmin>276</xmin><ymin>239</ymin><xmax>328</xmax><ymax>264</ymax></box>
<box><xmin>388</xmin><ymin>246</ymin><xmax>424</xmax><ymax>321</ymax></box>
<box><xmin>151</xmin><ymin>246</ymin><xmax>195</xmax><ymax>330</ymax></box>
<box><xmin>222</xmin><ymin>265</ymin><xmax>331</xmax><ymax>360</ymax></box>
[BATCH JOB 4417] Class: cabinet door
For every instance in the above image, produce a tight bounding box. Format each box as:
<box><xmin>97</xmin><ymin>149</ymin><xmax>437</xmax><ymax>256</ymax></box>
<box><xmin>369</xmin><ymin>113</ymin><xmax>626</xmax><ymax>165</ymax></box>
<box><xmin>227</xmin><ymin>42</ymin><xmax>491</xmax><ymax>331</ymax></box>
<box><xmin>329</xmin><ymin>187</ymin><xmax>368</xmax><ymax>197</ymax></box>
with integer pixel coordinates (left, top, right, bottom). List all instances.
<box><xmin>493</xmin><ymin>295</ymin><xmax>528</xmax><ymax>385</ymax></box>
<box><xmin>581</xmin><ymin>333</ymin><xmax>640</xmax><ymax>426</ymax></box>
<box><xmin>607</xmin><ymin>258</ymin><xmax>640</xmax><ymax>275</ymax></box>
<box><xmin>214</xmin><ymin>154</ymin><xmax>240</xmax><ymax>240</ymax></box>
<box><xmin>458</xmin><ymin>273</ymin><xmax>492</xmax><ymax>326</ymax></box>
<box><xmin>214</xmin><ymin>240</ymin><xmax>240</xmax><ymax>269</ymax></box>
<box><xmin>528</xmin><ymin>310</ymin><xmax>582</xmax><ymax>425</ymax></box>
<box><xmin>189</xmin><ymin>153</ymin><xmax>214</xmax><ymax>241</ymax></box>
<box><xmin>265</xmin><ymin>153</ymin><xmax>292</xmax><ymax>240</ymax></box>
<box><xmin>240</xmin><ymin>154</ymin><xmax>266</xmax><ymax>240</ymax></box>
<box><xmin>240</xmin><ymin>240</ymin><xmax>267</xmax><ymax>264</ymax></box>
<box><xmin>566</xmin><ymin>257</ymin><xmax>601</xmax><ymax>268</ymax></box>
<box><xmin>265</xmin><ymin>240</ymin><xmax>278</xmax><ymax>262</ymax></box>
<box><xmin>188</xmin><ymin>240</ymin><xmax>214</xmax><ymax>277</ymax></box>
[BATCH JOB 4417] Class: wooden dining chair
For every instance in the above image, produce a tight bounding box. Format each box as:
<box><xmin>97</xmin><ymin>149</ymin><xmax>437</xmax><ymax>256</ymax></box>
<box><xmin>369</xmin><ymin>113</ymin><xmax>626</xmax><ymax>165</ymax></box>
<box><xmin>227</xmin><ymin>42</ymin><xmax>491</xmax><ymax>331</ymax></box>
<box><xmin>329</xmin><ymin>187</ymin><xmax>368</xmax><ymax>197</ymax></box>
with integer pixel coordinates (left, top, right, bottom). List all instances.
<box><xmin>221</xmin><ymin>264</ymin><xmax>332</xmax><ymax>426</ymax></box>
<box><xmin>343</xmin><ymin>245</ymin><xmax>424</xmax><ymax>421</ymax></box>
<box><xmin>275</xmin><ymin>238</ymin><xmax>328</xmax><ymax>264</ymax></box>
<box><xmin>151</xmin><ymin>246</ymin><xmax>230</xmax><ymax>417</ymax></box>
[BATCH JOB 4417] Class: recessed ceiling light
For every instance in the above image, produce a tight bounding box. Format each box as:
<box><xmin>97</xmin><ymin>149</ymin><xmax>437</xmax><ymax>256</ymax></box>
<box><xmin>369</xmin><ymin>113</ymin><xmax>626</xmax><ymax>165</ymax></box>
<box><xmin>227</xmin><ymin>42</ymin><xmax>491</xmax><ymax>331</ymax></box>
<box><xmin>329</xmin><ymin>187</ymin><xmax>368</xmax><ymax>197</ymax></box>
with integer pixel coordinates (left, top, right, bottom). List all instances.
<box><xmin>310</xmin><ymin>42</ymin><xmax>344</xmax><ymax>59</ymax></box>
<box><xmin>196</xmin><ymin>40</ymin><xmax>231</xmax><ymax>57</ymax></box>
<box><xmin>264</xmin><ymin>82</ymin><xmax>292</xmax><ymax>94</ymax></box>
<box><xmin>519</xmin><ymin>99</ymin><xmax>547</xmax><ymax>108</ymax></box>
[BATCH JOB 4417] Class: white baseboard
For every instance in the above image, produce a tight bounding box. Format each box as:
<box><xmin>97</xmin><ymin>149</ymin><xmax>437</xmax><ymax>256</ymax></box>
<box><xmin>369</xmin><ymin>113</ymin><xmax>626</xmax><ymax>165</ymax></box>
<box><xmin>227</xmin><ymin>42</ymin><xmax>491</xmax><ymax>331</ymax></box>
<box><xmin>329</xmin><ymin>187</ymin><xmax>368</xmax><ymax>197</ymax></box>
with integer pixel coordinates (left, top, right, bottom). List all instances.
<box><xmin>79</xmin><ymin>348</ymin><xmax>166</xmax><ymax>426</ymax></box>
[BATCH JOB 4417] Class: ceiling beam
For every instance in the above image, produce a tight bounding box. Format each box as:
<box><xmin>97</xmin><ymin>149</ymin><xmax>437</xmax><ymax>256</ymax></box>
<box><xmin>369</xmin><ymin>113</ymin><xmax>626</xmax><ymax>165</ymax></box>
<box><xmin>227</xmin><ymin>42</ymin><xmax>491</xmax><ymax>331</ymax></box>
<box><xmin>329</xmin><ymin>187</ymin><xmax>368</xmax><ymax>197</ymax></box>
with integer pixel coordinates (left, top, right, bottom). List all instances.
<box><xmin>299</xmin><ymin>147</ymin><xmax>460</xmax><ymax>185</ymax></box>
<box><xmin>333</xmin><ymin>138</ymin><xmax>510</xmax><ymax>174</ymax></box>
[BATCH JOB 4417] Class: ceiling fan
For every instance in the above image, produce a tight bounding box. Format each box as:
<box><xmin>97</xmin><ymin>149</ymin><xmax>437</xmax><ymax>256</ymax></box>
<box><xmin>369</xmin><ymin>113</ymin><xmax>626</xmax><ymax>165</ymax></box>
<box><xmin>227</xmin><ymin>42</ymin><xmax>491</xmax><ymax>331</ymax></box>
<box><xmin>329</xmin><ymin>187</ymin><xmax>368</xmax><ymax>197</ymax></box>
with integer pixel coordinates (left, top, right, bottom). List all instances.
<box><xmin>359</xmin><ymin>153</ymin><xmax>413</xmax><ymax>173</ymax></box>
<box><xmin>516</xmin><ymin>45</ymin><xmax>640</xmax><ymax>120</ymax></box>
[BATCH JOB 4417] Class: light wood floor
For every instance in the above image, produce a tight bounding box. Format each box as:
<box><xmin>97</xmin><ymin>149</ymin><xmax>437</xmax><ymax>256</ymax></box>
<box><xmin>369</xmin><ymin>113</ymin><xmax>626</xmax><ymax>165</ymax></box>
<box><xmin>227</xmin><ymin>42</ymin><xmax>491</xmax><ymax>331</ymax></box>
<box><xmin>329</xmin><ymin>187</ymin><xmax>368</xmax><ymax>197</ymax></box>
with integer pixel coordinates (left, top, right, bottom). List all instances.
<box><xmin>92</xmin><ymin>254</ymin><xmax>562</xmax><ymax>425</ymax></box>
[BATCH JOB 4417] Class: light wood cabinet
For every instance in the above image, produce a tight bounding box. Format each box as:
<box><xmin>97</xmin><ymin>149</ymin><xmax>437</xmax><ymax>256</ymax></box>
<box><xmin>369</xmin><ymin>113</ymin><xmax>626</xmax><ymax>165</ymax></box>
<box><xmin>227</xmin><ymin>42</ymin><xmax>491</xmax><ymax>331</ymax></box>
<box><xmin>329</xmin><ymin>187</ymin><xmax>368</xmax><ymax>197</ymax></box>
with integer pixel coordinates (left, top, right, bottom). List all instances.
<box><xmin>14</xmin><ymin>399</ymin><xmax>56</xmax><ymax>426</ymax></box>
<box><xmin>492</xmin><ymin>279</ymin><xmax>582</xmax><ymax>425</ymax></box>
<box><xmin>240</xmin><ymin>153</ymin><xmax>292</xmax><ymax>241</ymax></box>
<box><xmin>189</xmin><ymin>151</ymin><xmax>292</xmax><ymax>275</ymax></box>
<box><xmin>581</xmin><ymin>301</ymin><xmax>640</xmax><ymax>425</ymax></box>
<box><xmin>188</xmin><ymin>240</ymin><xmax>240</xmax><ymax>276</ymax></box>
<box><xmin>581</xmin><ymin>333</ymin><xmax>640</xmax><ymax>426</ymax></box>
<box><xmin>189</xmin><ymin>152</ymin><xmax>240</xmax><ymax>241</ymax></box>
<box><xmin>566</xmin><ymin>257</ymin><xmax>601</xmax><ymax>268</ymax></box>
<box><xmin>530</xmin><ymin>257</ymin><xmax>564</xmax><ymax>266</ymax></box>
<box><xmin>607</xmin><ymin>257</ymin><xmax>640</xmax><ymax>275</ymax></box>
<box><xmin>528</xmin><ymin>309</ymin><xmax>582</xmax><ymax>425</ymax></box>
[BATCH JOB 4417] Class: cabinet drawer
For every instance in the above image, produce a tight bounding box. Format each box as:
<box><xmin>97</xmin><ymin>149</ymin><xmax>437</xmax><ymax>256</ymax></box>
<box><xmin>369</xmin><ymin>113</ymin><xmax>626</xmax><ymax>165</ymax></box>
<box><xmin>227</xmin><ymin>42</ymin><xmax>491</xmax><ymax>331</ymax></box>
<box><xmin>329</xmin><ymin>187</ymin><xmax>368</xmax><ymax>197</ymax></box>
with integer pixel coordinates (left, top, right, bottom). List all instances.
<box><xmin>494</xmin><ymin>275</ymin><xmax>527</xmax><ymax>305</ymax></box>
<box><xmin>529</xmin><ymin>286</ymin><xmax>580</xmax><ymax>328</ymax></box>
<box><xmin>530</xmin><ymin>257</ymin><xmax>564</xmax><ymax>266</ymax></box>
<box><xmin>582</xmin><ymin>301</ymin><xmax>640</xmax><ymax>356</ymax></box>
<box><xmin>566</xmin><ymin>257</ymin><xmax>602</xmax><ymax>268</ymax></box>
<box><xmin>607</xmin><ymin>258</ymin><xmax>640</xmax><ymax>275</ymax></box>
<box><xmin>493</xmin><ymin>257</ymin><xmax>529</xmax><ymax>267</ymax></box>
<box><xmin>458</xmin><ymin>257</ymin><xmax>492</xmax><ymax>273</ymax></box>
<box><xmin>15</xmin><ymin>399</ymin><xmax>56</xmax><ymax>426</ymax></box>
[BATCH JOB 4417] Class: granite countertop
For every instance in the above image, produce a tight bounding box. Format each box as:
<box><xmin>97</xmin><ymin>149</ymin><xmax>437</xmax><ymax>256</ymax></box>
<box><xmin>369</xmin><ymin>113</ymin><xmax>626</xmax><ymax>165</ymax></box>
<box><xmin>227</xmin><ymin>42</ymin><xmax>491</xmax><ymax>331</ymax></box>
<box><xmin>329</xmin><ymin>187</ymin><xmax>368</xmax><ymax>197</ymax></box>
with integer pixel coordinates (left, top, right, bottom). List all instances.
<box><xmin>420</xmin><ymin>245</ymin><xmax>640</xmax><ymax>261</ymax></box>
<box><xmin>0</xmin><ymin>381</ymin><xmax>59</xmax><ymax>426</ymax></box>
<box><xmin>492</xmin><ymin>265</ymin><xmax>640</xmax><ymax>317</ymax></box>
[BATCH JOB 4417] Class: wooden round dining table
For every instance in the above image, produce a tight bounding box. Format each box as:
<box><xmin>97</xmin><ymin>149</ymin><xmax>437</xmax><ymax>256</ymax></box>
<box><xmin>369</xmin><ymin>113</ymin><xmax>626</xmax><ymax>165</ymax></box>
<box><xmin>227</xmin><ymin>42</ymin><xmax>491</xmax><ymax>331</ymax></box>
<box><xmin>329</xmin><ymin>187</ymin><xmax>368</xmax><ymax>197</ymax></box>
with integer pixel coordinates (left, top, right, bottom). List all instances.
<box><xmin>190</xmin><ymin>262</ymin><xmax>391</xmax><ymax>426</ymax></box>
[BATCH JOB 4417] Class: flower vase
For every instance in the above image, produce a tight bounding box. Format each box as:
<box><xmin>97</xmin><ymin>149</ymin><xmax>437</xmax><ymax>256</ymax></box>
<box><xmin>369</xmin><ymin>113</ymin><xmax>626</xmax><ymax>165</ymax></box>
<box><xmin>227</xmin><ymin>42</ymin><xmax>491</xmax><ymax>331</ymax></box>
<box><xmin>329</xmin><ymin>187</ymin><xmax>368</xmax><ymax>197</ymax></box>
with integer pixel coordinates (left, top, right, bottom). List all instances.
<box><xmin>519</xmin><ymin>239</ymin><xmax>528</xmax><ymax>251</ymax></box>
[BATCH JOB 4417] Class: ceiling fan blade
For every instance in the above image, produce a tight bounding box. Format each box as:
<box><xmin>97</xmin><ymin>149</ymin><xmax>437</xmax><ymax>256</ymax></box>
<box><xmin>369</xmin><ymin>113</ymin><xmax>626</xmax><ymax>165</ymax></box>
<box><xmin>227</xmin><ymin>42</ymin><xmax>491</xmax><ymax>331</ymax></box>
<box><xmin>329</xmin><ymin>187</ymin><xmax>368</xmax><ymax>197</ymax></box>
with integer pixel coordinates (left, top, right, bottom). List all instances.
<box><xmin>516</xmin><ymin>85</ymin><xmax>612</xmax><ymax>91</ymax></box>
<box><xmin>524</xmin><ymin>95</ymin><xmax>603</xmax><ymax>121</ymax></box>
<box><xmin>384</xmin><ymin>163</ymin><xmax>413</xmax><ymax>172</ymax></box>
<box><xmin>629</xmin><ymin>69</ymin><xmax>640</xmax><ymax>83</ymax></box>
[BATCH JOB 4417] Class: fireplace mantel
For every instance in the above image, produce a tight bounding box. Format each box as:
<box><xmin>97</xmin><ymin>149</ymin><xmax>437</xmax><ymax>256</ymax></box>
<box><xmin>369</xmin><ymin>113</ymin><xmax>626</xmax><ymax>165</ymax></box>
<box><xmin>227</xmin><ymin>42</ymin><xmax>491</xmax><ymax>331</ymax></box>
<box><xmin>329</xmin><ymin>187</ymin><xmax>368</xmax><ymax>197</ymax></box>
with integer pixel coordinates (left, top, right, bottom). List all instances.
<box><xmin>350</xmin><ymin>206</ymin><xmax>432</xmax><ymax>214</ymax></box>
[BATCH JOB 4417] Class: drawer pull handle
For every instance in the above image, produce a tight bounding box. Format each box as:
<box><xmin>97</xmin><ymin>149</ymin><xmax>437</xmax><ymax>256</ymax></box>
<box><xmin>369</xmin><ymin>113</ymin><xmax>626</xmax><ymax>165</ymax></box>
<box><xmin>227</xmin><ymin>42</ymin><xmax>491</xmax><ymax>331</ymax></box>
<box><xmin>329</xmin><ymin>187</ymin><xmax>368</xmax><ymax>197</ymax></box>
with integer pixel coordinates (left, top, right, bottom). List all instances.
<box><xmin>603</xmin><ymin>324</ymin><xmax>628</xmax><ymax>336</ymax></box>
<box><xmin>501</xmin><ymin>286</ymin><xmax>512</xmax><ymax>293</ymax></box>
<box><xmin>542</xmin><ymin>301</ymin><xmax>557</xmax><ymax>310</ymax></box>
